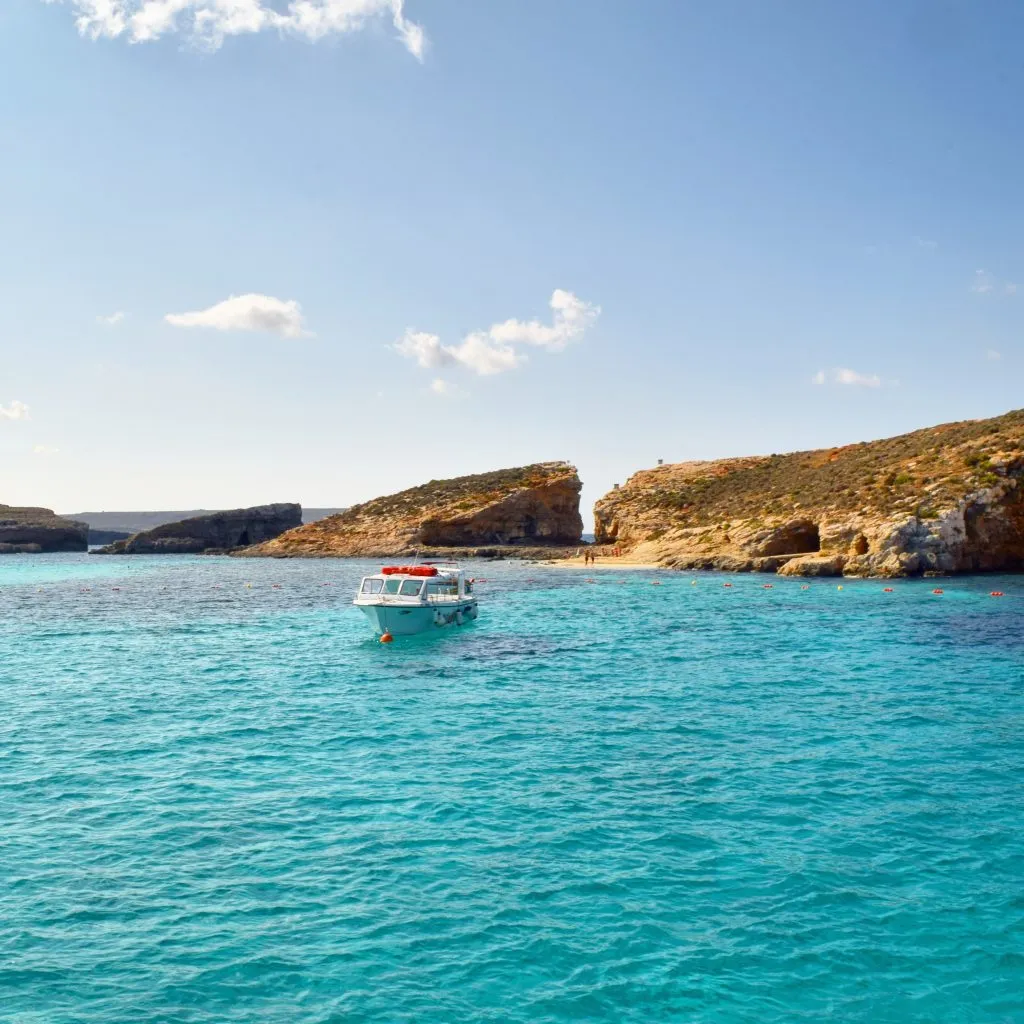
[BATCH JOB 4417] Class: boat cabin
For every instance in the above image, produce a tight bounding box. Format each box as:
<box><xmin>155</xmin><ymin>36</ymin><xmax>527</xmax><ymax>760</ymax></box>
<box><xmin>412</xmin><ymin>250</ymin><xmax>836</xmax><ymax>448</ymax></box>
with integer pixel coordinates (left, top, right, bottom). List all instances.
<box><xmin>356</xmin><ymin>563</ymin><xmax>473</xmax><ymax>605</ymax></box>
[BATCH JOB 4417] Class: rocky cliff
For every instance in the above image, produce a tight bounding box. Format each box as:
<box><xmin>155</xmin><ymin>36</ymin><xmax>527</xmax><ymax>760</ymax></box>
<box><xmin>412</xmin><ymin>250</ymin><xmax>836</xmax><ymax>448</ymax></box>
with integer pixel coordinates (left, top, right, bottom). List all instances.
<box><xmin>0</xmin><ymin>506</ymin><xmax>89</xmax><ymax>553</ymax></box>
<box><xmin>245</xmin><ymin>463</ymin><xmax>583</xmax><ymax>558</ymax></box>
<box><xmin>97</xmin><ymin>504</ymin><xmax>302</xmax><ymax>554</ymax></box>
<box><xmin>594</xmin><ymin>410</ymin><xmax>1024</xmax><ymax>577</ymax></box>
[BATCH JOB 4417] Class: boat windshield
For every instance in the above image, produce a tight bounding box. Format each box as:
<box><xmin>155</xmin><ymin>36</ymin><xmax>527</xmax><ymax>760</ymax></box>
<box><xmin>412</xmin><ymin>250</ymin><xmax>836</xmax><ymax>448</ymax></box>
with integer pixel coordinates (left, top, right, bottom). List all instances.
<box><xmin>399</xmin><ymin>579</ymin><xmax>424</xmax><ymax>597</ymax></box>
<box><xmin>360</xmin><ymin>578</ymin><xmax>384</xmax><ymax>595</ymax></box>
<box><xmin>383</xmin><ymin>578</ymin><xmax>402</xmax><ymax>595</ymax></box>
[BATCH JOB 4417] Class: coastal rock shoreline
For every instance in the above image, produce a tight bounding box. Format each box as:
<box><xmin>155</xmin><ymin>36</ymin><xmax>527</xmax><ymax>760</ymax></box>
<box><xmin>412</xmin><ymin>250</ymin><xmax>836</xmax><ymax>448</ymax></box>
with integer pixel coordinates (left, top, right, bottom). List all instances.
<box><xmin>593</xmin><ymin>410</ymin><xmax>1024</xmax><ymax>578</ymax></box>
<box><xmin>243</xmin><ymin>463</ymin><xmax>584</xmax><ymax>559</ymax></box>
<box><xmin>0</xmin><ymin>507</ymin><xmax>88</xmax><ymax>553</ymax></box>
<box><xmin>96</xmin><ymin>504</ymin><xmax>302</xmax><ymax>555</ymax></box>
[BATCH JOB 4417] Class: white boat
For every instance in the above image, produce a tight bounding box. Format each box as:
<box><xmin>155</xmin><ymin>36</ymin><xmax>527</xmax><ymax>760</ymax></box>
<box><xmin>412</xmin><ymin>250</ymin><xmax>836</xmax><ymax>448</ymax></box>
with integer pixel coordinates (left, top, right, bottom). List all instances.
<box><xmin>354</xmin><ymin>562</ymin><xmax>479</xmax><ymax>637</ymax></box>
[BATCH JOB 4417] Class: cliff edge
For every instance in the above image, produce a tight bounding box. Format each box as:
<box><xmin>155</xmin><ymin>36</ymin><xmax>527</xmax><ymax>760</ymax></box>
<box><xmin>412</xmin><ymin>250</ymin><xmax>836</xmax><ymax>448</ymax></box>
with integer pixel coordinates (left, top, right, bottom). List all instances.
<box><xmin>245</xmin><ymin>463</ymin><xmax>583</xmax><ymax>557</ymax></box>
<box><xmin>0</xmin><ymin>506</ymin><xmax>88</xmax><ymax>553</ymax></box>
<box><xmin>594</xmin><ymin>410</ymin><xmax>1024</xmax><ymax>577</ymax></box>
<box><xmin>97</xmin><ymin>504</ymin><xmax>302</xmax><ymax>554</ymax></box>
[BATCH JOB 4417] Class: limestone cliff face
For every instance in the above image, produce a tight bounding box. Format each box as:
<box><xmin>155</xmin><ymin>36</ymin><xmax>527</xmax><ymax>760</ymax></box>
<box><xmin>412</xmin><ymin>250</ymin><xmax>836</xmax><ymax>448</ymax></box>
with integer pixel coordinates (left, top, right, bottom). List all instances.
<box><xmin>246</xmin><ymin>463</ymin><xmax>583</xmax><ymax>558</ymax></box>
<box><xmin>0</xmin><ymin>506</ymin><xmax>88</xmax><ymax>553</ymax></box>
<box><xmin>97</xmin><ymin>504</ymin><xmax>302</xmax><ymax>554</ymax></box>
<box><xmin>594</xmin><ymin>410</ymin><xmax>1024</xmax><ymax>577</ymax></box>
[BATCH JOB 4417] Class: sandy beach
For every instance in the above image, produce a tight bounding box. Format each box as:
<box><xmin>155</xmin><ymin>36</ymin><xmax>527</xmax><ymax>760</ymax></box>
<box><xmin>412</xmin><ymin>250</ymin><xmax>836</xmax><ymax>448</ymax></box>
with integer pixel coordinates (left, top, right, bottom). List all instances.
<box><xmin>545</xmin><ymin>555</ymin><xmax>662</xmax><ymax>571</ymax></box>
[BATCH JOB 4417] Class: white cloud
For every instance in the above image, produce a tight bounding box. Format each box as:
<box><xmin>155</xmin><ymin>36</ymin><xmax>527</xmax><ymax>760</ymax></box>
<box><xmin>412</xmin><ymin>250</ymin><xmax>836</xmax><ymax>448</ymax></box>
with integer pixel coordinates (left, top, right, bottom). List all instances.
<box><xmin>430</xmin><ymin>378</ymin><xmax>450</xmax><ymax>395</ymax></box>
<box><xmin>97</xmin><ymin>311</ymin><xmax>127</xmax><ymax>325</ymax></box>
<box><xmin>813</xmin><ymin>368</ymin><xmax>883</xmax><ymax>388</ymax></box>
<box><xmin>44</xmin><ymin>0</ymin><xmax>427</xmax><ymax>57</ymax></box>
<box><xmin>165</xmin><ymin>293</ymin><xmax>309</xmax><ymax>338</ymax></box>
<box><xmin>835</xmin><ymin>367</ymin><xmax>882</xmax><ymax>387</ymax></box>
<box><xmin>914</xmin><ymin>237</ymin><xmax>938</xmax><ymax>250</ymax></box>
<box><xmin>32</xmin><ymin>444</ymin><xmax>60</xmax><ymax>455</ymax></box>
<box><xmin>986</xmin><ymin>348</ymin><xmax>1002</xmax><ymax>361</ymax></box>
<box><xmin>396</xmin><ymin>289</ymin><xmax>599</xmax><ymax>377</ymax></box>
<box><xmin>971</xmin><ymin>269</ymin><xmax>1017</xmax><ymax>296</ymax></box>
<box><xmin>971</xmin><ymin>270</ymin><xmax>994</xmax><ymax>294</ymax></box>
<box><xmin>0</xmin><ymin>400</ymin><xmax>30</xmax><ymax>421</ymax></box>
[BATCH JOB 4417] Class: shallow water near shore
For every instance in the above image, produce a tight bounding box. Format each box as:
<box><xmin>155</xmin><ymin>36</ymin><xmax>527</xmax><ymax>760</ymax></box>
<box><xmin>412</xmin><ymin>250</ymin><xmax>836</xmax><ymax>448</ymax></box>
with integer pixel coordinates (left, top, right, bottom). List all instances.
<box><xmin>1</xmin><ymin>553</ymin><xmax>1022</xmax><ymax>1022</ymax></box>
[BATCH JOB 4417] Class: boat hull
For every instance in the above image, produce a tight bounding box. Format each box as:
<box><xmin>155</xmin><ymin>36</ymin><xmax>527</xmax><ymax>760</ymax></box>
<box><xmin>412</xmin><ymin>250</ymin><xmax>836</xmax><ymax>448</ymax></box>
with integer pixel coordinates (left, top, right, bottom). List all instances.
<box><xmin>357</xmin><ymin>601</ymin><xmax>478</xmax><ymax>636</ymax></box>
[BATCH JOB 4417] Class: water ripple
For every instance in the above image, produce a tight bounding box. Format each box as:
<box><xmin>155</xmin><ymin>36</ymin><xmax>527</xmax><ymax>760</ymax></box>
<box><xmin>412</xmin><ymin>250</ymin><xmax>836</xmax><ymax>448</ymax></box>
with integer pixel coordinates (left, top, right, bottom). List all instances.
<box><xmin>0</xmin><ymin>555</ymin><xmax>1022</xmax><ymax>1021</ymax></box>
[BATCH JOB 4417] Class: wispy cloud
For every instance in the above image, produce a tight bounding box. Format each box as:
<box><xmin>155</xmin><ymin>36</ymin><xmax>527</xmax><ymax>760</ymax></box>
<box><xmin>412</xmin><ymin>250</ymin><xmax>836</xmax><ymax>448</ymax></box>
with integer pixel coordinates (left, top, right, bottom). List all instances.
<box><xmin>986</xmin><ymin>348</ymin><xmax>1002</xmax><ymax>361</ymax></box>
<box><xmin>914</xmin><ymin>236</ymin><xmax>939</xmax><ymax>250</ymax></box>
<box><xmin>971</xmin><ymin>269</ymin><xmax>1017</xmax><ymax>295</ymax></box>
<box><xmin>813</xmin><ymin>368</ymin><xmax>883</xmax><ymax>388</ymax></box>
<box><xmin>165</xmin><ymin>293</ymin><xmax>309</xmax><ymax>338</ymax></box>
<box><xmin>43</xmin><ymin>0</ymin><xmax>427</xmax><ymax>57</ymax></box>
<box><xmin>396</xmin><ymin>289</ymin><xmax>600</xmax><ymax>377</ymax></box>
<box><xmin>32</xmin><ymin>444</ymin><xmax>59</xmax><ymax>455</ymax></box>
<box><xmin>97</xmin><ymin>311</ymin><xmax>127</xmax><ymax>326</ymax></box>
<box><xmin>0</xmin><ymin>400</ymin><xmax>30</xmax><ymax>420</ymax></box>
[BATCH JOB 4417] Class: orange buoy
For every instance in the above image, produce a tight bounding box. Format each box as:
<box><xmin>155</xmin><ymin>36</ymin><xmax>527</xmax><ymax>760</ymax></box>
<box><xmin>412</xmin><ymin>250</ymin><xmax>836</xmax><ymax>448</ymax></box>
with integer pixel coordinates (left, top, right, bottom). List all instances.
<box><xmin>932</xmin><ymin>588</ymin><xmax>944</xmax><ymax>594</ymax></box>
<box><xmin>380</xmin><ymin>632</ymin><xmax>394</xmax><ymax>644</ymax></box>
<box><xmin>763</xmin><ymin>584</ymin><xmax>774</xmax><ymax>589</ymax></box>
<box><xmin>883</xmin><ymin>587</ymin><xmax>894</xmax><ymax>593</ymax></box>
<box><xmin>990</xmin><ymin>591</ymin><xmax>1005</xmax><ymax>597</ymax></box>
<box><xmin>723</xmin><ymin>583</ymin><xmax>733</xmax><ymax>588</ymax></box>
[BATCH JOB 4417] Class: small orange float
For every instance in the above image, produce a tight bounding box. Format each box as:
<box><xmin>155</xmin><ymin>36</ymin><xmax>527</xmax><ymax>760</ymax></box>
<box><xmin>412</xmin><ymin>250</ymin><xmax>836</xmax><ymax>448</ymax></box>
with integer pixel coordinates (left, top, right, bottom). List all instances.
<box><xmin>932</xmin><ymin>588</ymin><xmax>944</xmax><ymax>595</ymax></box>
<box><xmin>990</xmin><ymin>591</ymin><xmax>1005</xmax><ymax>597</ymax></box>
<box><xmin>380</xmin><ymin>632</ymin><xmax>394</xmax><ymax>644</ymax></box>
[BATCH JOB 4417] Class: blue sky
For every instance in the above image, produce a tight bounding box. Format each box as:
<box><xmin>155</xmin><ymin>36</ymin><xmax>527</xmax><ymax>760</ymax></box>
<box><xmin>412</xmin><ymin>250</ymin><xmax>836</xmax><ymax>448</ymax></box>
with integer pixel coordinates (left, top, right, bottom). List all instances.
<box><xmin>1</xmin><ymin>0</ymin><xmax>1021</xmax><ymax>523</ymax></box>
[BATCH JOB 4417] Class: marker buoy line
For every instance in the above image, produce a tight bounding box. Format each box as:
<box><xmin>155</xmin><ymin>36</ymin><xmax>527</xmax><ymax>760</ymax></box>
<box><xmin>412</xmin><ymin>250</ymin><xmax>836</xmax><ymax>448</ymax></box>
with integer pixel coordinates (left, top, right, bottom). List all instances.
<box><xmin>380</xmin><ymin>632</ymin><xmax>394</xmax><ymax>644</ymax></box>
<box><xmin>723</xmin><ymin>583</ymin><xmax>733</xmax><ymax>588</ymax></box>
<box><xmin>800</xmin><ymin>585</ymin><xmax>810</xmax><ymax>590</ymax></box>
<box><xmin>651</xmin><ymin>581</ymin><xmax>662</xmax><ymax>586</ymax></box>
<box><xmin>763</xmin><ymin>584</ymin><xmax>774</xmax><ymax>589</ymax></box>
<box><xmin>932</xmin><ymin>588</ymin><xmax>944</xmax><ymax>594</ymax></box>
<box><xmin>883</xmin><ymin>587</ymin><xmax>894</xmax><ymax>593</ymax></box>
<box><xmin>990</xmin><ymin>591</ymin><xmax>1005</xmax><ymax>597</ymax></box>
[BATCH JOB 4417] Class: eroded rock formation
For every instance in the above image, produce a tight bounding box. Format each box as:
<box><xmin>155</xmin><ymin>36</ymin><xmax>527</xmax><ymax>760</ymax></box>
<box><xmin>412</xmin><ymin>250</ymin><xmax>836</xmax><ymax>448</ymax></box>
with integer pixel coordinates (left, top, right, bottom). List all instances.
<box><xmin>594</xmin><ymin>410</ymin><xmax>1024</xmax><ymax>577</ymax></box>
<box><xmin>97</xmin><ymin>504</ymin><xmax>302</xmax><ymax>554</ymax></box>
<box><xmin>0</xmin><ymin>506</ymin><xmax>89</xmax><ymax>553</ymax></box>
<box><xmin>245</xmin><ymin>463</ymin><xmax>583</xmax><ymax>557</ymax></box>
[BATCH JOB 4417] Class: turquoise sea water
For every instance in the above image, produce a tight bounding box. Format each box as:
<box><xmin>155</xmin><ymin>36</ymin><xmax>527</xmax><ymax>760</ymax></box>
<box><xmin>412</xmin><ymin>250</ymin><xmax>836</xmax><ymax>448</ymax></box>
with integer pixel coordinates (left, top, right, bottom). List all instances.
<box><xmin>1</xmin><ymin>554</ymin><xmax>1022</xmax><ymax>1023</ymax></box>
